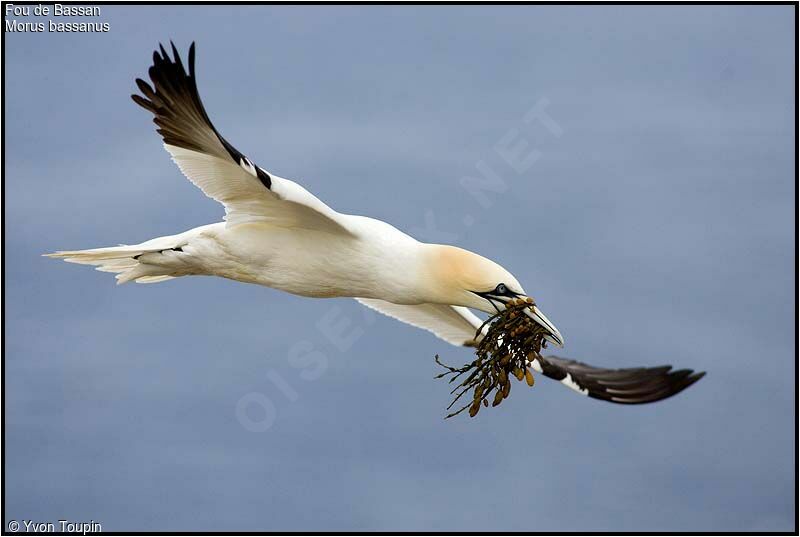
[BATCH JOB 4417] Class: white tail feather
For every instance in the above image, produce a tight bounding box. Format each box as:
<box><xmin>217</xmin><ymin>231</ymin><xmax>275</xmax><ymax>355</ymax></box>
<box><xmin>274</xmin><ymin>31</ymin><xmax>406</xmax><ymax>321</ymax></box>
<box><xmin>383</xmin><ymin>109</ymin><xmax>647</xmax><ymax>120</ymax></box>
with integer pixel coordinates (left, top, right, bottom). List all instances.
<box><xmin>46</xmin><ymin>224</ymin><xmax>223</xmax><ymax>284</ymax></box>
<box><xmin>45</xmin><ymin>234</ymin><xmax>189</xmax><ymax>285</ymax></box>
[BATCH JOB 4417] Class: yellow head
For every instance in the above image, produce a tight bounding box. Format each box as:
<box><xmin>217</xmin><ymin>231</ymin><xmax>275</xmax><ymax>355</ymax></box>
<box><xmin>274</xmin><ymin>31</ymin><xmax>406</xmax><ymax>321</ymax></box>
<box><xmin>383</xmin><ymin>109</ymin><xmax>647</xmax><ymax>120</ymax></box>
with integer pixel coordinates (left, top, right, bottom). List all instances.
<box><xmin>422</xmin><ymin>244</ymin><xmax>564</xmax><ymax>347</ymax></box>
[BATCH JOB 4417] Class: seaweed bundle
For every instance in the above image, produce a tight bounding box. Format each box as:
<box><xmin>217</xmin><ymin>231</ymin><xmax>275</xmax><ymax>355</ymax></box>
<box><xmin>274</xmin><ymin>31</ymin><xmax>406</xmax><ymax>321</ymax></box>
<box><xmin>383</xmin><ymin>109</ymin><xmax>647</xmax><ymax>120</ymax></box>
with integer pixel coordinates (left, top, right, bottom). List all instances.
<box><xmin>435</xmin><ymin>298</ymin><xmax>549</xmax><ymax>418</ymax></box>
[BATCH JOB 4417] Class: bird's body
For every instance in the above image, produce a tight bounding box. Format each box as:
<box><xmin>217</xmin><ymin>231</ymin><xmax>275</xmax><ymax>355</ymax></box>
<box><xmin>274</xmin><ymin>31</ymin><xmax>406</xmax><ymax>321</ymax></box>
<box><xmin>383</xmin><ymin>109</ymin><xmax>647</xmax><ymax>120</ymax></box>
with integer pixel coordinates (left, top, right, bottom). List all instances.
<box><xmin>48</xmin><ymin>42</ymin><xmax>704</xmax><ymax>404</ymax></box>
<box><xmin>124</xmin><ymin>215</ymin><xmax>425</xmax><ymax>302</ymax></box>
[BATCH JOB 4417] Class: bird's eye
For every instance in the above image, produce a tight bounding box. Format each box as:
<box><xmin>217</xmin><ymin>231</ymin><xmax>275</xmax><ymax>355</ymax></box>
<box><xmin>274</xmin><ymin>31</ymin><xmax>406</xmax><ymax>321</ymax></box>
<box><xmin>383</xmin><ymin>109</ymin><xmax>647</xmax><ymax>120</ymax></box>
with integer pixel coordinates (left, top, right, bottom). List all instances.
<box><xmin>495</xmin><ymin>283</ymin><xmax>508</xmax><ymax>295</ymax></box>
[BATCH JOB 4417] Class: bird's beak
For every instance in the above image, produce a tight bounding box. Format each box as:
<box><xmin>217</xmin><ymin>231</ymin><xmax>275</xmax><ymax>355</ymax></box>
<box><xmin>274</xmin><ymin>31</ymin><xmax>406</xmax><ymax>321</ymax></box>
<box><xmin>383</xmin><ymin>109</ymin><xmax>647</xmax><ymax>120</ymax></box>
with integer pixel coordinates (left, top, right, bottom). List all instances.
<box><xmin>523</xmin><ymin>304</ymin><xmax>565</xmax><ymax>348</ymax></box>
<box><xmin>475</xmin><ymin>290</ymin><xmax>565</xmax><ymax>348</ymax></box>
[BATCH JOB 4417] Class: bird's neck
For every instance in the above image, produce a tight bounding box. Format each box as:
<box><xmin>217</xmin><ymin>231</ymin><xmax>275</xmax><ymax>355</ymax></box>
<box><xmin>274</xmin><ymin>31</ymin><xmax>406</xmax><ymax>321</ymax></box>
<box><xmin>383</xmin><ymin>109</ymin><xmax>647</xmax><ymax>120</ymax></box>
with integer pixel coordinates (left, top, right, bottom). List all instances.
<box><xmin>411</xmin><ymin>244</ymin><xmax>492</xmax><ymax>309</ymax></box>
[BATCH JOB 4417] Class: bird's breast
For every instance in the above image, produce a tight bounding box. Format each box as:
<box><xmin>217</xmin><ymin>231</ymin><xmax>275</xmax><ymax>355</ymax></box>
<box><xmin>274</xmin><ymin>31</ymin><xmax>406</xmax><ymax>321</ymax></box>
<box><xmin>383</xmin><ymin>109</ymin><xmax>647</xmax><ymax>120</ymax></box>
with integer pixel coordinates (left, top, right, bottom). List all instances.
<box><xmin>211</xmin><ymin>222</ymin><xmax>425</xmax><ymax>301</ymax></box>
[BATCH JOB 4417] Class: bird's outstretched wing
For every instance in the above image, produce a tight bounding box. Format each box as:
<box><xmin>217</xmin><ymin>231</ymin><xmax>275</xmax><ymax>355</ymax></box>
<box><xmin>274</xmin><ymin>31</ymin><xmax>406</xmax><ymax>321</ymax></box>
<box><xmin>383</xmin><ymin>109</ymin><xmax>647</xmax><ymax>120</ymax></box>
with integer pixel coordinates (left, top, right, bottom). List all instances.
<box><xmin>132</xmin><ymin>42</ymin><xmax>351</xmax><ymax>234</ymax></box>
<box><xmin>535</xmin><ymin>355</ymin><xmax>705</xmax><ymax>404</ymax></box>
<box><xmin>358</xmin><ymin>299</ymin><xmax>703</xmax><ymax>403</ymax></box>
<box><xmin>356</xmin><ymin>299</ymin><xmax>486</xmax><ymax>346</ymax></box>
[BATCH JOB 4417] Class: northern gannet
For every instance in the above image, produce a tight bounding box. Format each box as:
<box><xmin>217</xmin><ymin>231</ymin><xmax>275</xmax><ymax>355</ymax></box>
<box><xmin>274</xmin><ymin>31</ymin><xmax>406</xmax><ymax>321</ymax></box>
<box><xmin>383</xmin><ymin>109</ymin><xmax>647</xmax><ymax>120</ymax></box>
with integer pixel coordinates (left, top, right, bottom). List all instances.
<box><xmin>47</xmin><ymin>43</ymin><xmax>704</xmax><ymax>404</ymax></box>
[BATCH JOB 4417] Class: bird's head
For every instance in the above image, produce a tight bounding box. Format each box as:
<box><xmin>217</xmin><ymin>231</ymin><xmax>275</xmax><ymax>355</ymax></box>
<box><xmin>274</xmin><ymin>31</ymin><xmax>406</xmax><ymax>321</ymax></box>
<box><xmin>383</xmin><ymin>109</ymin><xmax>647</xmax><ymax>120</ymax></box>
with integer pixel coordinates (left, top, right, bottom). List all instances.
<box><xmin>424</xmin><ymin>245</ymin><xmax>564</xmax><ymax>347</ymax></box>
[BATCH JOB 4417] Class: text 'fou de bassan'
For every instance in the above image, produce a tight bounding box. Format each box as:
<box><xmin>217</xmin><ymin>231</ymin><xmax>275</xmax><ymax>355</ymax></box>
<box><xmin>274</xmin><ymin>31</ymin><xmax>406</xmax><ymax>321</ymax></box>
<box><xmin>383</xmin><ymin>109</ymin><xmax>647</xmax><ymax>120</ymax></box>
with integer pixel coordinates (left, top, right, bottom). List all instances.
<box><xmin>4</xmin><ymin>4</ymin><xmax>109</xmax><ymax>33</ymax></box>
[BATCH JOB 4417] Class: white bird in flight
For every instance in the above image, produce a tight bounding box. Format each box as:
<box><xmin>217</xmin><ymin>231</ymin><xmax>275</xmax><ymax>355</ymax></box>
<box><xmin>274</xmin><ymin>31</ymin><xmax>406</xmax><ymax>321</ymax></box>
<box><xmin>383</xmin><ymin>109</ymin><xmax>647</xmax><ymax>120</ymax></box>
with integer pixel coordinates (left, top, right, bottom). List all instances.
<box><xmin>48</xmin><ymin>43</ymin><xmax>704</xmax><ymax>404</ymax></box>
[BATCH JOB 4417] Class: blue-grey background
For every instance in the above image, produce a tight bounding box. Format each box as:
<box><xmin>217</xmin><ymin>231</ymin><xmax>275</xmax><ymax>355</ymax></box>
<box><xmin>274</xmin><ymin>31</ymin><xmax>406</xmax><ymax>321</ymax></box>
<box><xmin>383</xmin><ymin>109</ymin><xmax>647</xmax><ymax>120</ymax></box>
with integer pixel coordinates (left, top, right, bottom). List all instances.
<box><xmin>4</xmin><ymin>5</ymin><xmax>795</xmax><ymax>532</ymax></box>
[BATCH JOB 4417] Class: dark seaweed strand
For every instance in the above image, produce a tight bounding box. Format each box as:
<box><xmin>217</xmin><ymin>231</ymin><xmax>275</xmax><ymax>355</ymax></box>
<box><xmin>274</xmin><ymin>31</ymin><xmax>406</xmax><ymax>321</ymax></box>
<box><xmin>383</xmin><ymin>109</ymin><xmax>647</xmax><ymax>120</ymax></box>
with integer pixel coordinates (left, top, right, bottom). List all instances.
<box><xmin>436</xmin><ymin>302</ymin><xmax>707</xmax><ymax>415</ymax></box>
<box><xmin>435</xmin><ymin>300</ymin><xmax>546</xmax><ymax>419</ymax></box>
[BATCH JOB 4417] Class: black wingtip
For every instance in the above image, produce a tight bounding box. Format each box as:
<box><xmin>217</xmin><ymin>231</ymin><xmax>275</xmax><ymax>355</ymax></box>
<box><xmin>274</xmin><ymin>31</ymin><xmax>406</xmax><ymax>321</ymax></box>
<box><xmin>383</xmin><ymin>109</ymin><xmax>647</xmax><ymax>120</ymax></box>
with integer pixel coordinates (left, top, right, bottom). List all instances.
<box><xmin>132</xmin><ymin>40</ymin><xmax>271</xmax><ymax>186</ymax></box>
<box><xmin>170</xmin><ymin>41</ymin><xmax>182</xmax><ymax>70</ymax></box>
<box><xmin>135</xmin><ymin>78</ymin><xmax>153</xmax><ymax>95</ymax></box>
<box><xmin>687</xmin><ymin>371</ymin><xmax>707</xmax><ymax>384</ymax></box>
<box><xmin>539</xmin><ymin>355</ymin><xmax>706</xmax><ymax>405</ymax></box>
<box><xmin>188</xmin><ymin>42</ymin><xmax>196</xmax><ymax>76</ymax></box>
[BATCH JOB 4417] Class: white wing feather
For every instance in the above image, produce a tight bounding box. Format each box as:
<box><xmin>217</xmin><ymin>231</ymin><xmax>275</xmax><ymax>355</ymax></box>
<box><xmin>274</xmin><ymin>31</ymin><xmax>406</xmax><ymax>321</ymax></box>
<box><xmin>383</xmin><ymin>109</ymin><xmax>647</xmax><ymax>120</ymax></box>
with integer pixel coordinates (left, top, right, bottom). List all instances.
<box><xmin>356</xmin><ymin>299</ymin><xmax>487</xmax><ymax>346</ymax></box>
<box><xmin>132</xmin><ymin>44</ymin><xmax>351</xmax><ymax>236</ymax></box>
<box><xmin>165</xmin><ymin>145</ymin><xmax>350</xmax><ymax>234</ymax></box>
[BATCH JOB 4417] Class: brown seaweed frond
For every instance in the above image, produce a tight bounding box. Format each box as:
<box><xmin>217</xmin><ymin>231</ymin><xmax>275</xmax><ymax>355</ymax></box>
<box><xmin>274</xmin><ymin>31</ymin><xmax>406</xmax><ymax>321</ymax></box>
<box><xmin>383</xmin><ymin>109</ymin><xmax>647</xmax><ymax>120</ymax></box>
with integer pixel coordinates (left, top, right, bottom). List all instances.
<box><xmin>435</xmin><ymin>299</ymin><xmax>548</xmax><ymax>419</ymax></box>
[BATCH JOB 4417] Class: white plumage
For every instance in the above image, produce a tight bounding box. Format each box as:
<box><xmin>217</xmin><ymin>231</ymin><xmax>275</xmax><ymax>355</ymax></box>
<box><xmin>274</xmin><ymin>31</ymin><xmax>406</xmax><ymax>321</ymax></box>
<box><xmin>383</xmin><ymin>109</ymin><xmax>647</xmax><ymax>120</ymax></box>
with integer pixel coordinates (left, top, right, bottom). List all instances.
<box><xmin>47</xmin><ymin>42</ymin><xmax>706</xmax><ymax>405</ymax></box>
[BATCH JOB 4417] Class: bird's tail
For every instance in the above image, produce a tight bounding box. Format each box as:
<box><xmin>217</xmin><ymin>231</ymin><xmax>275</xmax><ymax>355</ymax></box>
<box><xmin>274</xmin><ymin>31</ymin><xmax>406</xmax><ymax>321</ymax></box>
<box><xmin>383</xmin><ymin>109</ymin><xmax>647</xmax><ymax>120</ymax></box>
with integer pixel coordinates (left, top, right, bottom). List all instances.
<box><xmin>45</xmin><ymin>231</ymin><xmax>192</xmax><ymax>284</ymax></box>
